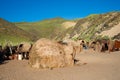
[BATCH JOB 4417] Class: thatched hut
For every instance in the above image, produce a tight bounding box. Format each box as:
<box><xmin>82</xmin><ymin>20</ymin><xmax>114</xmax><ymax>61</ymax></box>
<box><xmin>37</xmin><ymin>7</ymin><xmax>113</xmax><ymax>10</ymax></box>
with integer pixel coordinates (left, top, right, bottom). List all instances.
<box><xmin>29</xmin><ymin>38</ymin><xmax>76</xmax><ymax>69</ymax></box>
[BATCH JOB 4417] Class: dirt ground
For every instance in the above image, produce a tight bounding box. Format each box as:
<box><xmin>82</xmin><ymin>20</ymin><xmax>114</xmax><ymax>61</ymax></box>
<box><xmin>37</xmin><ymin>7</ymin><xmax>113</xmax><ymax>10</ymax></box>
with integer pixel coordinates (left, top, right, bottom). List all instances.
<box><xmin>0</xmin><ymin>50</ymin><xmax>120</xmax><ymax>80</ymax></box>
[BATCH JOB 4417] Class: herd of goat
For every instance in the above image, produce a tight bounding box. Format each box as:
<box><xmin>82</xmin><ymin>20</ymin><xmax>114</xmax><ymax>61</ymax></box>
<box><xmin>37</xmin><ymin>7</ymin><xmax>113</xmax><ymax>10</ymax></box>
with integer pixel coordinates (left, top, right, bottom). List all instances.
<box><xmin>0</xmin><ymin>39</ymin><xmax>120</xmax><ymax>64</ymax></box>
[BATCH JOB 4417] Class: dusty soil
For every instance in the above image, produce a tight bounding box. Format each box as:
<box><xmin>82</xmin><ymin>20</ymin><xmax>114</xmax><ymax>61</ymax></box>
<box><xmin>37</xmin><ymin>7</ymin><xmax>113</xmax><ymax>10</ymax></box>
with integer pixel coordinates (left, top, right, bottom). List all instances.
<box><xmin>62</xmin><ymin>21</ymin><xmax>76</xmax><ymax>29</ymax></box>
<box><xmin>0</xmin><ymin>50</ymin><xmax>120</xmax><ymax>80</ymax></box>
<box><xmin>100</xmin><ymin>23</ymin><xmax>120</xmax><ymax>37</ymax></box>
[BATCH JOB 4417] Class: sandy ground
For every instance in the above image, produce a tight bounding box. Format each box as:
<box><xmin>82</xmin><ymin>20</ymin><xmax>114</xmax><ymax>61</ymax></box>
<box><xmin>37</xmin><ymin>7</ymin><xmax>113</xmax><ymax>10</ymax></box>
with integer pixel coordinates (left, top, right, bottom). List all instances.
<box><xmin>100</xmin><ymin>22</ymin><xmax>120</xmax><ymax>37</ymax></box>
<box><xmin>0</xmin><ymin>50</ymin><xmax>120</xmax><ymax>80</ymax></box>
<box><xmin>62</xmin><ymin>21</ymin><xmax>76</xmax><ymax>29</ymax></box>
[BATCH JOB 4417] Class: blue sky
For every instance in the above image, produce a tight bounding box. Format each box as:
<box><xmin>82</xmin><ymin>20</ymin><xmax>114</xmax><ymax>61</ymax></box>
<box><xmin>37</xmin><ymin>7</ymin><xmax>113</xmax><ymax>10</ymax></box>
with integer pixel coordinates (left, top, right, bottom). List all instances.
<box><xmin>0</xmin><ymin>0</ymin><xmax>120</xmax><ymax>22</ymax></box>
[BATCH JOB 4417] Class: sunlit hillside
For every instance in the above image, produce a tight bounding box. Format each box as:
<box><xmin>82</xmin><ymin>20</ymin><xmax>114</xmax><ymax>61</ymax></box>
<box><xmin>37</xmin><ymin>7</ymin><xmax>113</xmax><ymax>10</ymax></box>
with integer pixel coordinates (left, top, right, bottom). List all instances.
<box><xmin>0</xmin><ymin>18</ymin><xmax>33</xmax><ymax>45</ymax></box>
<box><xmin>15</xmin><ymin>18</ymin><xmax>69</xmax><ymax>40</ymax></box>
<box><xmin>56</xmin><ymin>12</ymin><xmax>120</xmax><ymax>41</ymax></box>
<box><xmin>0</xmin><ymin>12</ymin><xmax>120</xmax><ymax>45</ymax></box>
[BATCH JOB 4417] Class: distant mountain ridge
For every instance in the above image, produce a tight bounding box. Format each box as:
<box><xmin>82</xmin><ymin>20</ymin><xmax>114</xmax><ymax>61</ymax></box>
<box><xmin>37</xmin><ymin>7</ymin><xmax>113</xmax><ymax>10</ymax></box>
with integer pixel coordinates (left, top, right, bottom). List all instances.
<box><xmin>0</xmin><ymin>11</ymin><xmax>120</xmax><ymax>44</ymax></box>
<box><xmin>15</xmin><ymin>17</ymin><xmax>70</xmax><ymax>40</ymax></box>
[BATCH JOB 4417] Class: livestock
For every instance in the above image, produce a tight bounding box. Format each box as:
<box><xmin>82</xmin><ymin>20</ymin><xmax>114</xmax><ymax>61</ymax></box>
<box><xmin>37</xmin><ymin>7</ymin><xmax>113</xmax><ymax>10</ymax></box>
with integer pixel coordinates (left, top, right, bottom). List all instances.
<box><xmin>89</xmin><ymin>39</ymin><xmax>120</xmax><ymax>53</ymax></box>
<box><xmin>100</xmin><ymin>40</ymin><xmax>109</xmax><ymax>52</ymax></box>
<box><xmin>1</xmin><ymin>44</ymin><xmax>18</xmax><ymax>60</ymax></box>
<box><xmin>95</xmin><ymin>41</ymin><xmax>102</xmax><ymax>52</ymax></box>
<box><xmin>108</xmin><ymin>40</ymin><xmax>114</xmax><ymax>52</ymax></box>
<box><xmin>3</xmin><ymin>45</ymin><xmax>12</xmax><ymax>60</ymax></box>
<box><xmin>89</xmin><ymin>41</ymin><xmax>96</xmax><ymax>50</ymax></box>
<box><xmin>17</xmin><ymin>42</ymin><xmax>32</xmax><ymax>60</ymax></box>
<box><xmin>62</xmin><ymin>39</ymin><xmax>83</xmax><ymax>54</ymax></box>
<box><xmin>113</xmin><ymin>40</ymin><xmax>120</xmax><ymax>51</ymax></box>
<box><xmin>80</xmin><ymin>40</ymin><xmax>87</xmax><ymax>49</ymax></box>
<box><xmin>10</xmin><ymin>45</ymin><xmax>18</xmax><ymax>59</ymax></box>
<box><xmin>0</xmin><ymin>45</ymin><xmax>5</xmax><ymax>63</ymax></box>
<box><xmin>89</xmin><ymin>41</ymin><xmax>102</xmax><ymax>52</ymax></box>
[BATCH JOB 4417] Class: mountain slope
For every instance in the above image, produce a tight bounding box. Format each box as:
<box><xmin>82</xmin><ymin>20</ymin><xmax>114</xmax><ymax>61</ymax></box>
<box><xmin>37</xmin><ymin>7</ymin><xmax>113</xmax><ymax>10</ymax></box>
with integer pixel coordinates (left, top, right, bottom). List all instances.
<box><xmin>15</xmin><ymin>18</ymin><xmax>70</xmax><ymax>40</ymax></box>
<box><xmin>1</xmin><ymin>11</ymin><xmax>119</xmax><ymax>44</ymax></box>
<box><xmin>0</xmin><ymin>18</ymin><xmax>33</xmax><ymax>44</ymax></box>
<box><xmin>56</xmin><ymin>12</ymin><xmax>120</xmax><ymax>41</ymax></box>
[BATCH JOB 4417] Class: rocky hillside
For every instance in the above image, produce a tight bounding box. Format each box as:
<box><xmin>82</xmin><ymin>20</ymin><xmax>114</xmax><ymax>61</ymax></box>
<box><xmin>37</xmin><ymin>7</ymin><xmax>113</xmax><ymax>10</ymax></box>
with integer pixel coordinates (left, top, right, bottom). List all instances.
<box><xmin>56</xmin><ymin>12</ymin><xmax>120</xmax><ymax>41</ymax></box>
